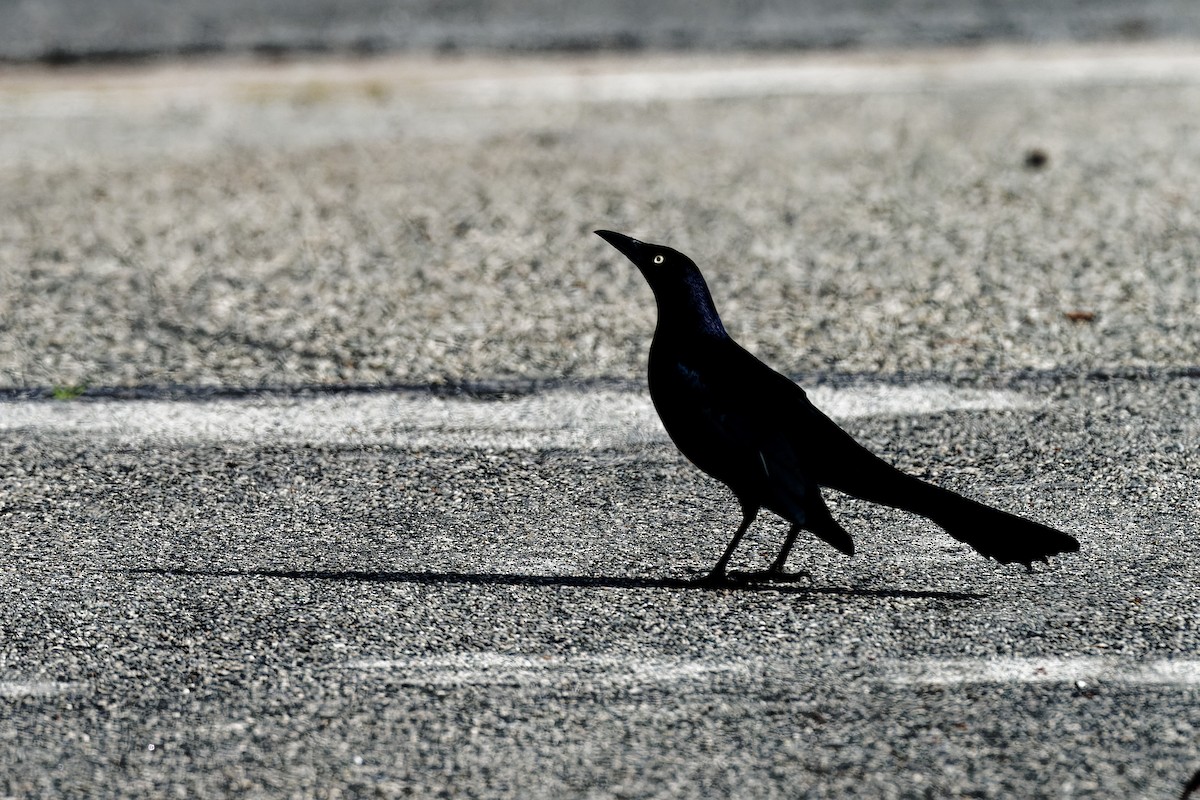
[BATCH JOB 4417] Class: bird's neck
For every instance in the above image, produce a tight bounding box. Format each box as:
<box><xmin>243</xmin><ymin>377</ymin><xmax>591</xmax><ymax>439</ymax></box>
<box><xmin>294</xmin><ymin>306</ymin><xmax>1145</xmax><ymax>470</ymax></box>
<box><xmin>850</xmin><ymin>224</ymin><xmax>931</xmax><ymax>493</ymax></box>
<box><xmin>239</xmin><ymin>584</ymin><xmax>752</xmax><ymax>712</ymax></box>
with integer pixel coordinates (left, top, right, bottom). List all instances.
<box><xmin>652</xmin><ymin>271</ymin><xmax>728</xmax><ymax>339</ymax></box>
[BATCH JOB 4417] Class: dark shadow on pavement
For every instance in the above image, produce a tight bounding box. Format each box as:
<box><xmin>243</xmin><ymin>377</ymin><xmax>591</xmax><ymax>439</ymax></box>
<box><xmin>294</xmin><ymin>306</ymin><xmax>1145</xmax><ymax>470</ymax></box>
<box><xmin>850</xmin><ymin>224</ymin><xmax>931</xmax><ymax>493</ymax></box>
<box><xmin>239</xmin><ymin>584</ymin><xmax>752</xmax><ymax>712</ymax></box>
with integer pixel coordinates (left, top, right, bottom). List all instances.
<box><xmin>120</xmin><ymin>567</ymin><xmax>985</xmax><ymax>601</ymax></box>
<box><xmin>1181</xmin><ymin>764</ymin><xmax>1200</xmax><ymax>800</ymax></box>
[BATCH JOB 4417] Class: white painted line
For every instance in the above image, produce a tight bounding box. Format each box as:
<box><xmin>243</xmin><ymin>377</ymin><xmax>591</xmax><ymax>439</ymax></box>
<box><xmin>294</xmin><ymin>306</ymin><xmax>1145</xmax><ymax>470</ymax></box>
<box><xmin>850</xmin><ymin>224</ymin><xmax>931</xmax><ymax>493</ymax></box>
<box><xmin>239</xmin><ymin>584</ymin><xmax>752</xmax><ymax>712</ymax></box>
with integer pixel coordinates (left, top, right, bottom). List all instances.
<box><xmin>450</xmin><ymin>50</ymin><xmax>1200</xmax><ymax>105</ymax></box>
<box><xmin>0</xmin><ymin>384</ymin><xmax>1032</xmax><ymax>449</ymax></box>
<box><xmin>344</xmin><ymin>654</ymin><xmax>1200</xmax><ymax>689</ymax></box>
<box><xmin>5</xmin><ymin>45</ymin><xmax>1199</xmax><ymax>116</ymax></box>
<box><xmin>344</xmin><ymin>653</ymin><xmax>746</xmax><ymax>687</ymax></box>
<box><xmin>879</xmin><ymin>657</ymin><xmax>1200</xmax><ymax>686</ymax></box>
<box><xmin>0</xmin><ymin>680</ymin><xmax>87</xmax><ymax>698</ymax></box>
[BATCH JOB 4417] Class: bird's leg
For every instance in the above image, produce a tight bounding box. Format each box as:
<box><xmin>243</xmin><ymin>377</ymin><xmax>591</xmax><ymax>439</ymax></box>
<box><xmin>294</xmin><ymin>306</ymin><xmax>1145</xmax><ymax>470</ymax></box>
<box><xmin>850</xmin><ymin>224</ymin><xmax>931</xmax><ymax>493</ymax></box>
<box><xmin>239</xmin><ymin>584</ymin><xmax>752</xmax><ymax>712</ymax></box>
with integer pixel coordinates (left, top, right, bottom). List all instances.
<box><xmin>700</xmin><ymin>505</ymin><xmax>757</xmax><ymax>584</ymax></box>
<box><xmin>767</xmin><ymin>524</ymin><xmax>802</xmax><ymax>575</ymax></box>
<box><xmin>738</xmin><ymin>524</ymin><xmax>812</xmax><ymax>583</ymax></box>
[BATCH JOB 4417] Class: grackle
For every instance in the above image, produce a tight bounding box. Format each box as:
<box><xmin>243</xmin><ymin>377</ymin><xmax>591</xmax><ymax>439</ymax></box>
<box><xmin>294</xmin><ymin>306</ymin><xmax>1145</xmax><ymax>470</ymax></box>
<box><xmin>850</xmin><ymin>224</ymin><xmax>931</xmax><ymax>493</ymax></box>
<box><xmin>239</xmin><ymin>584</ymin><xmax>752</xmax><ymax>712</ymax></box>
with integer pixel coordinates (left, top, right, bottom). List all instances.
<box><xmin>595</xmin><ymin>230</ymin><xmax>1079</xmax><ymax>583</ymax></box>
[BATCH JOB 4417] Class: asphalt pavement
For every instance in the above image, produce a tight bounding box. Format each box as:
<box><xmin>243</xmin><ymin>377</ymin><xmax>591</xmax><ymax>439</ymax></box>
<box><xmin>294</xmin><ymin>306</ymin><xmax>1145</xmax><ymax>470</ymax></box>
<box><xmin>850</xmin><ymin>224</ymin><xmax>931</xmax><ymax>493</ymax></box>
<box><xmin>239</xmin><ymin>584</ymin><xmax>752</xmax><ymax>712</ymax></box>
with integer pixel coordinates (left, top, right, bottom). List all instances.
<box><xmin>5</xmin><ymin>0</ymin><xmax>1200</xmax><ymax>62</ymax></box>
<box><xmin>1</xmin><ymin>45</ymin><xmax>1199</xmax><ymax>798</ymax></box>
<box><xmin>2</xmin><ymin>376</ymin><xmax>1198</xmax><ymax>797</ymax></box>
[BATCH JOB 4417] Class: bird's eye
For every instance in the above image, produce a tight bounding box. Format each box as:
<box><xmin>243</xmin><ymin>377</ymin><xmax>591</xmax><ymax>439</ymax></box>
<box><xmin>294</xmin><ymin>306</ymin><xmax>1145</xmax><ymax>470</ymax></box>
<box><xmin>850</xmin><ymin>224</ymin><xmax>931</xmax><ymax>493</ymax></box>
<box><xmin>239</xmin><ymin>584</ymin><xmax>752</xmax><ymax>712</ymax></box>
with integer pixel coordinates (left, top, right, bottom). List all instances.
<box><xmin>653</xmin><ymin>255</ymin><xmax>664</xmax><ymax>264</ymax></box>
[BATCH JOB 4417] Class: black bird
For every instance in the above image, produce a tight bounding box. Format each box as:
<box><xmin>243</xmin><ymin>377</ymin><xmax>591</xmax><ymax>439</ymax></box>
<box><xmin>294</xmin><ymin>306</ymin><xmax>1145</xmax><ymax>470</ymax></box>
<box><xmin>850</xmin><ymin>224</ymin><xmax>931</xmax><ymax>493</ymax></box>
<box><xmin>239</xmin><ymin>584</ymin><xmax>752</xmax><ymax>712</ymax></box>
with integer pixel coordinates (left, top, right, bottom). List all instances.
<box><xmin>595</xmin><ymin>230</ymin><xmax>1079</xmax><ymax>582</ymax></box>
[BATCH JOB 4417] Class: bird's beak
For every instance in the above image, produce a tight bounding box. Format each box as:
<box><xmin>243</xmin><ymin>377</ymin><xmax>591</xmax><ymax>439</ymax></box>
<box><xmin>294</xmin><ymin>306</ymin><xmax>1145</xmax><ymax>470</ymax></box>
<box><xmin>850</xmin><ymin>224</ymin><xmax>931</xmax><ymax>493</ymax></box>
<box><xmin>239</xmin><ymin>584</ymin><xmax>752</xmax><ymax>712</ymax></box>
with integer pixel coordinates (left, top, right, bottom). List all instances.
<box><xmin>594</xmin><ymin>230</ymin><xmax>645</xmax><ymax>263</ymax></box>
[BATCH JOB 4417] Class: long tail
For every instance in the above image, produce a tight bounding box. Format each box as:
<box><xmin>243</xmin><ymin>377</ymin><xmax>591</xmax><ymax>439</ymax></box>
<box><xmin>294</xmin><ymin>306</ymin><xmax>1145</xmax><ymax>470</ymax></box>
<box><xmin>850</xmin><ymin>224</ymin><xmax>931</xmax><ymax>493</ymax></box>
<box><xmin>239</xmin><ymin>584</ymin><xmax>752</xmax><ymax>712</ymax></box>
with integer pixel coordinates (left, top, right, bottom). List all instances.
<box><xmin>822</xmin><ymin>451</ymin><xmax>1079</xmax><ymax>567</ymax></box>
<box><xmin>816</xmin><ymin>424</ymin><xmax>1080</xmax><ymax>568</ymax></box>
<box><xmin>924</xmin><ymin>489</ymin><xmax>1080</xmax><ymax>567</ymax></box>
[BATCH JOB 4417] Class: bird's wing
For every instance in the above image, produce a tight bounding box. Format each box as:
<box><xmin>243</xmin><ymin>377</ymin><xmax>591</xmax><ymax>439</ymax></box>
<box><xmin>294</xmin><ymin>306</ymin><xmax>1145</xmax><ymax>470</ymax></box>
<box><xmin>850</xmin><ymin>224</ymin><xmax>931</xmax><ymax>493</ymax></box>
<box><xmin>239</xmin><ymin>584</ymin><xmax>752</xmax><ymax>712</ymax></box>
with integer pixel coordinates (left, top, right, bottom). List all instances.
<box><xmin>650</xmin><ymin>337</ymin><xmax>859</xmax><ymax>553</ymax></box>
<box><xmin>716</xmin><ymin>340</ymin><xmax>901</xmax><ymax>487</ymax></box>
<box><xmin>654</xmin><ymin>338</ymin><xmax>829</xmax><ymax>508</ymax></box>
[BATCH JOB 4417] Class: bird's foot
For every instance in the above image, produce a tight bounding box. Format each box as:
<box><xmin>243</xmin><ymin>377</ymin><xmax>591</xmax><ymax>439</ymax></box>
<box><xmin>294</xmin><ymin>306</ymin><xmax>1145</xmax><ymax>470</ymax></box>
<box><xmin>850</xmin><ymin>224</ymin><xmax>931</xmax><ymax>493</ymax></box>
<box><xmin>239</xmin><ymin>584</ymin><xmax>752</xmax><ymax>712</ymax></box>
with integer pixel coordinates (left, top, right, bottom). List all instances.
<box><xmin>693</xmin><ymin>570</ymin><xmax>745</xmax><ymax>587</ymax></box>
<box><xmin>732</xmin><ymin>567</ymin><xmax>813</xmax><ymax>584</ymax></box>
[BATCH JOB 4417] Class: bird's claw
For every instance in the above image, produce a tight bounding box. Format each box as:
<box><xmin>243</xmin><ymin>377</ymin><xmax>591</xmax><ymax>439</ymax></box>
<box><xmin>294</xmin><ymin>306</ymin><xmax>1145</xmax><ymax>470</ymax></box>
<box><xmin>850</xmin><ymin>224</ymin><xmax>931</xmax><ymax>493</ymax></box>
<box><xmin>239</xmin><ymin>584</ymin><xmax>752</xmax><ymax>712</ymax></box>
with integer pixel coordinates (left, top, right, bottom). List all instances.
<box><xmin>731</xmin><ymin>568</ymin><xmax>813</xmax><ymax>584</ymax></box>
<box><xmin>693</xmin><ymin>570</ymin><xmax>745</xmax><ymax>587</ymax></box>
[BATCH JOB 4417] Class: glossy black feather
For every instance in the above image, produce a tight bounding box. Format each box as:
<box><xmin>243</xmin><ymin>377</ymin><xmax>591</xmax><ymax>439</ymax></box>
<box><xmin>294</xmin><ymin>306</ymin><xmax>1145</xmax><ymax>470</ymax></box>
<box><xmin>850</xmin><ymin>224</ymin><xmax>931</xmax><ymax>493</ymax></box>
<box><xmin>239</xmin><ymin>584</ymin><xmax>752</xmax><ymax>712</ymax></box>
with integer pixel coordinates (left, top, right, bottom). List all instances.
<box><xmin>595</xmin><ymin>229</ymin><xmax>1079</xmax><ymax>580</ymax></box>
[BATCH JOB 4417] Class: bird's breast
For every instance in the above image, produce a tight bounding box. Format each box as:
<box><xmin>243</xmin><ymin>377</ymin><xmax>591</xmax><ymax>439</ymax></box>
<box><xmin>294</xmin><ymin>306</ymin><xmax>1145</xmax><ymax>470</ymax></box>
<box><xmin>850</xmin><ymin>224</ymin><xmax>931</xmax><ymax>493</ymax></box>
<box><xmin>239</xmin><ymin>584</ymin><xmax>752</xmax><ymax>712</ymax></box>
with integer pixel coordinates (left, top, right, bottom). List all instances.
<box><xmin>647</xmin><ymin>343</ymin><xmax>708</xmax><ymax>400</ymax></box>
<box><xmin>647</xmin><ymin>345</ymin><xmax>730</xmax><ymax>445</ymax></box>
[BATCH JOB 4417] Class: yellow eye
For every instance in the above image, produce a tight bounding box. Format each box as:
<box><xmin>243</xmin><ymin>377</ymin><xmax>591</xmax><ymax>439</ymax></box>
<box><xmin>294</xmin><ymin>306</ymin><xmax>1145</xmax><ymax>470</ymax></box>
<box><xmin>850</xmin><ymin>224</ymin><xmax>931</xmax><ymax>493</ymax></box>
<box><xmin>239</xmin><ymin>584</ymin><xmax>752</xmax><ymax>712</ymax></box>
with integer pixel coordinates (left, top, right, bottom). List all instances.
<box><xmin>653</xmin><ymin>255</ymin><xmax>664</xmax><ymax>264</ymax></box>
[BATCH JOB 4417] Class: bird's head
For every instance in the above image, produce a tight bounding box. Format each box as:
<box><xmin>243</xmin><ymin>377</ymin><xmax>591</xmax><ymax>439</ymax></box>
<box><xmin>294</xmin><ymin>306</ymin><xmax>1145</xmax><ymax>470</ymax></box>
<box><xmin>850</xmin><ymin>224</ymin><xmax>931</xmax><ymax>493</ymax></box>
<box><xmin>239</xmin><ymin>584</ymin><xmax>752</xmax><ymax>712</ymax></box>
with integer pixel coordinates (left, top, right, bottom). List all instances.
<box><xmin>594</xmin><ymin>229</ymin><xmax>726</xmax><ymax>336</ymax></box>
<box><xmin>594</xmin><ymin>229</ymin><xmax>689</xmax><ymax>274</ymax></box>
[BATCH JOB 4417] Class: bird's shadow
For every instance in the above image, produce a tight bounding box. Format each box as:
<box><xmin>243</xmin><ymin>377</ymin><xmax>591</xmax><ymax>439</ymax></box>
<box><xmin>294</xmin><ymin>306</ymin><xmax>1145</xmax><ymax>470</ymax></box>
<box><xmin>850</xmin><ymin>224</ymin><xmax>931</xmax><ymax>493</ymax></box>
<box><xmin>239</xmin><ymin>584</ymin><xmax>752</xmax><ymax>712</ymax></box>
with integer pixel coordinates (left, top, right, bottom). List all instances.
<box><xmin>120</xmin><ymin>567</ymin><xmax>984</xmax><ymax>601</ymax></box>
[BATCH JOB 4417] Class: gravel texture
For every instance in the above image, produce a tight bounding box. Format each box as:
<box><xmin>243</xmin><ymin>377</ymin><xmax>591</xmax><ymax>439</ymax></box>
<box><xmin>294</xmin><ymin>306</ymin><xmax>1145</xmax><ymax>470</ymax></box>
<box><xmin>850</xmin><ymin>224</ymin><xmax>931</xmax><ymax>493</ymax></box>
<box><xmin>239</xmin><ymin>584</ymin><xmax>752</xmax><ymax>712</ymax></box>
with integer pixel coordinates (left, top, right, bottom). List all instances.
<box><xmin>2</xmin><ymin>46</ymin><xmax>1199</xmax><ymax>391</ymax></box>
<box><xmin>2</xmin><ymin>47</ymin><xmax>1200</xmax><ymax>798</ymax></box>
<box><xmin>1</xmin><ymin>378</ymin><xmax>1198</xmax><ymax>798</ymax></box>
